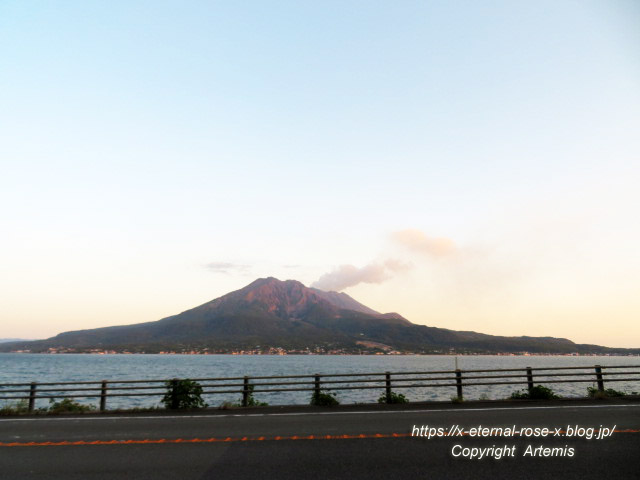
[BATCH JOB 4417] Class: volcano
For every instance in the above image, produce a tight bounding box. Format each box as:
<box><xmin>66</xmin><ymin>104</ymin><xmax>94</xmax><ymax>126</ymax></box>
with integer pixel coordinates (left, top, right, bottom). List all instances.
<box><xmin>2</xmin><ymin>277</ymin><xmax>637</xmax><ymax>354</ymax></box>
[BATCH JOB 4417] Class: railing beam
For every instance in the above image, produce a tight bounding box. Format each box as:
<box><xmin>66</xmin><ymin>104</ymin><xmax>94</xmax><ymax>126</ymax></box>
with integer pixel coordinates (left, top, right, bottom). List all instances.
<box><xmin>3</xmin><ymin>364</ymin><xmax>638</xmax><ymax>410</ymax></box>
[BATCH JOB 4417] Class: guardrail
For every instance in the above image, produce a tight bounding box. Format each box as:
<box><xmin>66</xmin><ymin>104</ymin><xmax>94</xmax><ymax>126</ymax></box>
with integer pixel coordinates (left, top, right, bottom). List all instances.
<box><xmin>1</xmin><ymin>364</ymin><xmax>639</xmax><ymax>412</ymax></box>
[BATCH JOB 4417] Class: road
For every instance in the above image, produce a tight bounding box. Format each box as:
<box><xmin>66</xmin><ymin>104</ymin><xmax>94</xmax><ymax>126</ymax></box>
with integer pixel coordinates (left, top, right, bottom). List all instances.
<box><xmin>1</xmin><ymin>400</ymin><xmax>639</xmax><ymax>479</ymax></box>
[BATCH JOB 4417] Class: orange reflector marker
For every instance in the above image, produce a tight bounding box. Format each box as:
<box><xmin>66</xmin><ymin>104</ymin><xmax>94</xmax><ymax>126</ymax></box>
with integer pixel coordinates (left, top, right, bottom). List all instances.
<box><xmin>1</xmin><ymin>429</ymin><xmax>637</xmax><ymax>447</ymax></box>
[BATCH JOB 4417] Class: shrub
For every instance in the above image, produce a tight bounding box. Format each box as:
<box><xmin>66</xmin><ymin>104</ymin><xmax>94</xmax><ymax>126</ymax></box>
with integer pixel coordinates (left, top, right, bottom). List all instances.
<box><xmin>450</xmin><ymin>395</ymin><xmax>464</xmax><ymax>404</ymax></box>
<box><xmin>378</xmin><ymin>391</ymin><xmax>408</xmax><ymax>404</ymax></box>
<box><xmin>162</xmin><ymin>379</ymin><xmax>208</xmax><ymax>410</ymax></box>
<box><xmin>510</xmin><ymin>390</ymin><xmax>528</xmax><ymax>400</ymax></box>
<box><xmin>47</xmin><ymin>398</ymin><xmax>96</xmax><ymax>414</ymax></box>
<box><xmin>310</xmin><ymin>390</ymin><xmax>339</xmax><ymax>406</ymax></box>
<box><xmin>587</xmin><ymin>386</ymin><xmax>626</xmax><ymax>398</ymax></box>
<box><xmin>510</xmin><ymin>385</ymin><xmax>560</xmax><ymax>400</ymax></box>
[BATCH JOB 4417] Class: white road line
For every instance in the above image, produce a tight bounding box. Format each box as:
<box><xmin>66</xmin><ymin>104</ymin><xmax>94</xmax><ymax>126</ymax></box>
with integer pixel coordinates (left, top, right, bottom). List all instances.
<box><xmin>0</xmin><ymin>403</ymin><xmax>638</xmax><ymax>422</ymax></box>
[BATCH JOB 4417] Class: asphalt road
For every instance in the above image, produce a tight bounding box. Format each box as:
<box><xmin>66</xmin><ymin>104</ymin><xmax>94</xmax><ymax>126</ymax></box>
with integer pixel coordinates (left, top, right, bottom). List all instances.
<box><xmin>1</xmin><ymin>400</ymin><xmax>639</xmax><ymax>480</ymax></box>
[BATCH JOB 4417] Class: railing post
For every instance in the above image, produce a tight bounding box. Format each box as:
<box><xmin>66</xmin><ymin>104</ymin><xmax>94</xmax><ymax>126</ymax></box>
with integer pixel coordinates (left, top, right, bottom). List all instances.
<box><xmin>526</xmin><ymin>367</ymin><xmax>534</xmax><ymax>394</ymax></box>
<box><xmin>455</xmin><ymin>370</ymin><xmax>463</xmax><ymax>400</ymax></box>
<box><xmin>595</xmin><ymin>365</ymin><xmax>605</xmax><ymax>392</ymax></box>
<box><xmin>100</xmin><ymin>381</ymin><xmax>108</xmax><ymax>412</ymax></box>
<box><xmin>314</xmin><ymin>374</ymin><xmax>321</xmax><ymax>399</ymax></box>
<box><xmin>28</xmin><ymin>382</ymin><xmax>37</xmax><ymax>412</ymax></box>
<box><xmin>385</xmin><ymin>372</ymin><xmax>392</xmax><ymax>403</ymax></box>
<box><xmin>242</xmin><ymin>376</ymin><xmax>249</xmax><ymax>407</ymax></box>
<box><xmin>170</xmin><ymin>378</ymin><xmax>179</xmax><ymax>409</ymax></box>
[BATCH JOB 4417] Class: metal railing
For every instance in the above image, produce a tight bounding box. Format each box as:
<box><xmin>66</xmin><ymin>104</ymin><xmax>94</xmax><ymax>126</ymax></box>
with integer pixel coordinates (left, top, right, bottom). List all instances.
<box><xmin>1</xmin><ymin>364</ymin><xmax>638</xmax><ymax>412</ymax></box>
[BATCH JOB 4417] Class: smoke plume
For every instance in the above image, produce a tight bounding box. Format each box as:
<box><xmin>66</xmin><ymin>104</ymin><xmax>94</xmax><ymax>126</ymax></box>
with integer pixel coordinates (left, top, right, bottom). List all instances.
<box><xmin>312</xmin><ymin>259</ymin><xmax>410</xmax><ymax>292</ymax></box>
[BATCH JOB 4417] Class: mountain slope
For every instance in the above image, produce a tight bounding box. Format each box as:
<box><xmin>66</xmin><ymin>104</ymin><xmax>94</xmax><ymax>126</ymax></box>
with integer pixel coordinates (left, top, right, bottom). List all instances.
<box><xmin>1</xmin><ymin>277</ymin><xmax>637</xmax><ymax>354</ymax></box>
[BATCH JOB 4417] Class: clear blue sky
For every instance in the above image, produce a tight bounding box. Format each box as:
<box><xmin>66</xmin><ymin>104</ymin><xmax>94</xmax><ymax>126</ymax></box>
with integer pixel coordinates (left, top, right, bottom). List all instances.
<box><xmin>1</xmin><ymin>1</ymin><xmax>639</xmax><ymax>347</ymax></box>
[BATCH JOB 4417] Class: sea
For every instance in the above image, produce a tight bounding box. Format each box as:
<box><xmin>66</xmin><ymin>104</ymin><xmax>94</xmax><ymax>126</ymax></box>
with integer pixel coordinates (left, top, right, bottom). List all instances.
<box><xmin>1</xmin><ymin>354</ymin><xmax>638</xmax><ymax>410</ymax></box>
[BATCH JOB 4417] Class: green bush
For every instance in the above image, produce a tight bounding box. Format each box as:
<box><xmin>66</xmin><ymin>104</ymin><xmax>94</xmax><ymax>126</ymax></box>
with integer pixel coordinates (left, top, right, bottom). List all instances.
<box><xmin>510</xmin><ymin>390</ymin><xmax>529</xmax><ymax>399</ymax></box>
<box><xmin>162</xmin><ymin>379</ymin><xmax>208</xmax><ymax>409</ymax></box>
<box><xmin>511</xmin><ymin>385</ymin><xmax>560</xmax><ymax>400</ymax></box>
<box><xmin>47</xmin><ymin>398</ymin><xmax>96</xmax><ymax>414</ymax></box>
<box><xmin>310</xmin><ymin>390</ymin><xmax>339</xmax><ymax>406</ymax></box>
<box><xmin>587</xmin><ymin>386</ymin><xmax>626</xmax><ymax>398</ymax></box>
<box><xmin>378</xmin><ymin>391</ymin><xmax>409</xmax><ymax>404</ymax></box>
<box><xmin>450</xmin><ymin>395</ymin><xmax>464</xmax><ymax>404</ymax></box>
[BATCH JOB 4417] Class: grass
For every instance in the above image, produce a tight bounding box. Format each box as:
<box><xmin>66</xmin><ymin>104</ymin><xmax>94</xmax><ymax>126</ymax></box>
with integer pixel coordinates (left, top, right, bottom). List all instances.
<box><xmin>0</xmin><ymin>398</ymin><xmax>96</xmax><ymax>415</ymax></box>
<box><xmin>47</xmin><ymin>398</ymin><xmax>96</xmax><ymax>414</ymax></box>
<box><xmin>241</xmin><ymin>385</ymin><xmax>269</xmax><ymax>407</ymax></box>
<box><xmin>310</xmin><ymin>391</ymin><xmax>339</xmax><ymax>406</ymax></box>
<box><xmin>113</xmin><ymin>406</ymin><xmax>162</xmax><ymax>413</ymax></box>
<box><xmin>510</xmin><ymin>385</ymin><xmax>560</xmax><ymax>400</ymax></box>
<box><xmin>378</xmin><ymin>391</ymin><xmax>409</xmax><ymax>404</ymax></box>
<box><xmin>0</xmin><ymin>400</ymin><xmax>31</xmax><ymax>415</ymax></box>
<box><xmin>586</xmin><ymin>386</ymin><xmax>633</xmax><ymax>399</ymax></box>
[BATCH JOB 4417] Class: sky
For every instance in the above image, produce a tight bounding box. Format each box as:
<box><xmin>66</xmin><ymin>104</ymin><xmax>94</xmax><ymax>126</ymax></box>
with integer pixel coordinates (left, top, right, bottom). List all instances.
<box><xmin>1</xmin><ymin>1</ymin><xmax>639</xmax><ymax>347</ymax></box>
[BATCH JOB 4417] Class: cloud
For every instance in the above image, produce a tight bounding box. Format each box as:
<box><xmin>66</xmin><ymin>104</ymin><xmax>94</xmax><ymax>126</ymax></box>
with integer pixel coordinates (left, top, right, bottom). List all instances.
<box><xmin>312</xmin><ymin>259</ymin><xmax>411</xmax><ymax>292</ymax></box>
<box><xmin>204</xmin><ymin>262</ymin><xmax>250</xmax><ymax>274</ymax></box>
<box><xmin>391</xmin><ymin>229</ymin><xmax>456</xmax><ymax>257</ymax></box>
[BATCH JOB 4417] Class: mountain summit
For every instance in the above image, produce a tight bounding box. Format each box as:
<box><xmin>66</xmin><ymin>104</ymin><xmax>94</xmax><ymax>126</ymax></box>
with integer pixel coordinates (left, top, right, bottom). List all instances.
<box><xmin>197</xmin><ymin>277</ymin><xmax>406</xmax><ymax>322</ymax></box>
<box><xmin>1</xmin><ymin>277</ymin><xmax>637</xmax><ymax>354</ymax></box>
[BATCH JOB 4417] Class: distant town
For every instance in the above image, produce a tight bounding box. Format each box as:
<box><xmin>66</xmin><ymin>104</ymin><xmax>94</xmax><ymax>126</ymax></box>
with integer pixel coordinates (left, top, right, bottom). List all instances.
<box><xmin>7</xmin><ymin>346</ymin><xmax>638</xmax><ymax>356</ymax></box>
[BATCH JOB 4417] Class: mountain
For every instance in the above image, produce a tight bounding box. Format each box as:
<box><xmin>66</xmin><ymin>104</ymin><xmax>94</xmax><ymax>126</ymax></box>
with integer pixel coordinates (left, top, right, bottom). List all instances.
<box><xmin>1</xmin><ymin>277</ymin><xmax>637</xmax><ymax>354</ymax></box>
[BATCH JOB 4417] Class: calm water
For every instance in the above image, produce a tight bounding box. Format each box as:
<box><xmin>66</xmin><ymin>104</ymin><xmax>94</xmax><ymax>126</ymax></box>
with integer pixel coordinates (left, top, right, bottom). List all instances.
<box><xmin>1</xmin><ymin>354</ymin><xmax>638</xmax><ymax>409</ymax></box>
